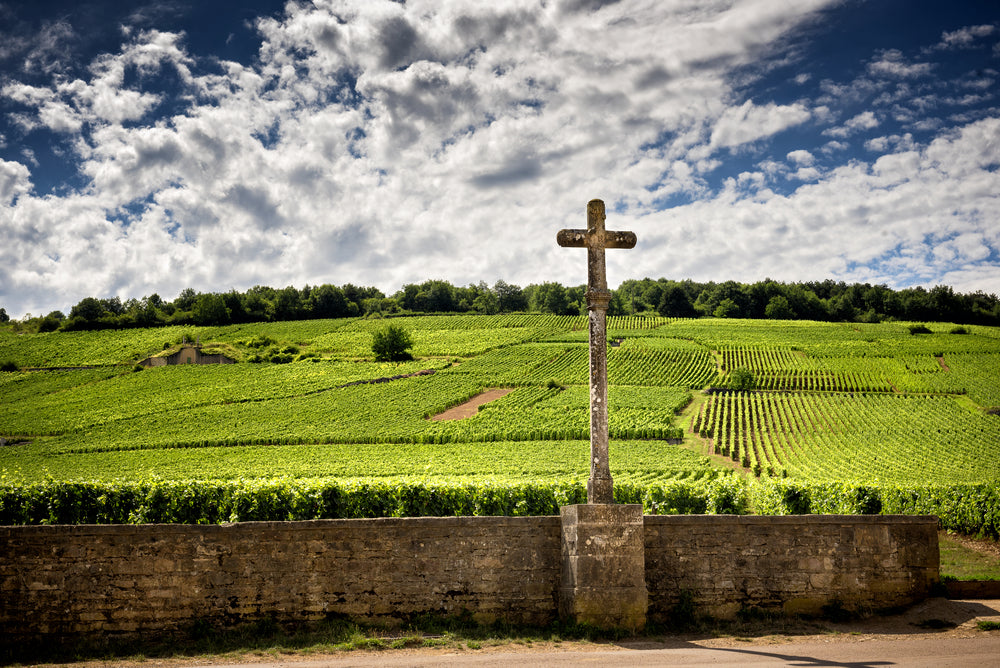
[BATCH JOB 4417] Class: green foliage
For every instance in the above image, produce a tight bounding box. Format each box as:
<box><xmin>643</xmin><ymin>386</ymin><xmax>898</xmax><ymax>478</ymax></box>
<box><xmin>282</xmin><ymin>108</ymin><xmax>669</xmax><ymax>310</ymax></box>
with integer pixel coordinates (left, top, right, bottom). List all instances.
<box><xmin>371</xmin><ymin>323</ymin><xmax>415</xmax><ymax>361</ymax></box>
<box><xmin>641</xmin><ymin>480</ymin><xmax>710</xmax><ymax>514</ymax></box>
<box><xmin>0</xmin><ymin>360</ymin><xmax>18</xmax><ymax>372</ymax></box>
<box><xmin>749</xmin><ymin>478</ymin><xmax>1000</xmax><ymax>539</ymax></box>
<box><xmin>0</xmin><ymin>478</ymin><xmax>588</xmax><ymax>524</ymax></box>
<box><xmin>245</xmin><ymin>335</ymin><xmax>277</xmax><ymax>348</ymax></box>
<box><xmin>3</xmin><ymin>477</ymin><xmax>997</xmax><ymax>538</ymax></box>
<box><xmin>713</xmin><ymin>298</ymin><xmax>740</xmax><ymax>318</ymax></box>
<box><xmin>3</xmin><ymin>314</ymin><xmax>1000</xmax><ymax>538</ymax></box>
<box><xmin>706</xmin><ymin>476</ymin><xmax>750</xmax><ymax>514</ymax></box>
<box><xmin>908</xmin><ymin>324</ymin><xmax>933</xmax><ymax>335</ymax></box>
<box><xmin>727</xmin><ymin>367</ymin><xmax>756</xmax><ymax>391</ymax></box>
<box><xmin>764</xmin><ymin>295</ymin><xmax>795</xmax><ymax>319</ymax></box>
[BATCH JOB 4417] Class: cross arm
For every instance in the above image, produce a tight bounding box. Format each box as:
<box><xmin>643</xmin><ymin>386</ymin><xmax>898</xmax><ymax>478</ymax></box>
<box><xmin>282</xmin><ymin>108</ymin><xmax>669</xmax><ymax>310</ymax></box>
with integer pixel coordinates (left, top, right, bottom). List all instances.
<box><xmin>601</xmin><ymin>230</ymin><xmax>637</xmax><ymax>249</ymax></box>
<box><xmin>556</xmin><ymin>229</ymin><xmax>637</xmax><ymax>249</ymax></box>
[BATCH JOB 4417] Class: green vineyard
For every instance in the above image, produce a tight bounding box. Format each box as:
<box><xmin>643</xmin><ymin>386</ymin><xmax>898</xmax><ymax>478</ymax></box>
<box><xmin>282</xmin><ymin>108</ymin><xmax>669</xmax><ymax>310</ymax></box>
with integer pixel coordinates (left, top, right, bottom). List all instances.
<box><xmin>1</xmin><ymin>315</ymin><xmax>998</xmax><ymax>535</ymax></box>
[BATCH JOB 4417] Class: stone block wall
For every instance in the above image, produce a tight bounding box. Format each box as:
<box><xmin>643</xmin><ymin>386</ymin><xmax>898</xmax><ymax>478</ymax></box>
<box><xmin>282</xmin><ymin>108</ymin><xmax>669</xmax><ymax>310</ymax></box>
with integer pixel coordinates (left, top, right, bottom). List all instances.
<box><xmin>1</xmin><ymin>516</ymin><xmax>562</xmax><ymax>644</ymax></box>
<box><xmin>644</xmin><ymin>515</ymin><xmax>939</xmax><ymax>620</ymax></box>
<box><xmin>0</xmin><ymin>513</ymin><xmax>939</xmax><ymax>647</ymax></box>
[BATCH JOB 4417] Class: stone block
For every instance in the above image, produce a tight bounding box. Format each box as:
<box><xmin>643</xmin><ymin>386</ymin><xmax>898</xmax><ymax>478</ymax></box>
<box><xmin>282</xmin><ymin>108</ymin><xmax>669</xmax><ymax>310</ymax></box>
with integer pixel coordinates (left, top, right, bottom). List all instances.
<box><xmin>560</xmin><ymin>504</ymin><xmax>647</xmax><ymax>631</ymax></box>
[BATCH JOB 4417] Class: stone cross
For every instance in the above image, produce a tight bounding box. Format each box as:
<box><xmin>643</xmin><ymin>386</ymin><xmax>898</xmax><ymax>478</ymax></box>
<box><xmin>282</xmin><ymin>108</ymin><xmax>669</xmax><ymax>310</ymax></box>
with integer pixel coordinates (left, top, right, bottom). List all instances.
<box><xmin>557</xmin><ymin>199</ymin><xmax>636</xmax><ymax>504</ymax></box>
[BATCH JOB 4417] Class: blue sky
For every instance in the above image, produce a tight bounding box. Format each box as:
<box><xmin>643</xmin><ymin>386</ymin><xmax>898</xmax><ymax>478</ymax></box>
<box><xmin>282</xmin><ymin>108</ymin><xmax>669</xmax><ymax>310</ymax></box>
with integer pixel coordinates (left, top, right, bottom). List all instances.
<box><xmin>1</xmin><ymin>0</ymin><xmax>998</xmax><ymax>318</ymax></box>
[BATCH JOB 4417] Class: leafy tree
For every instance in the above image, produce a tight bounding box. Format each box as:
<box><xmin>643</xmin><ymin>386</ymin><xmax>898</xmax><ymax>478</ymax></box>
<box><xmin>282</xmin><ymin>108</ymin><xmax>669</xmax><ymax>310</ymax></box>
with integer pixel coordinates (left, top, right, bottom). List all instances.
<box><xmin>527</xmin><ymin>282</ymin><xmax>573</xmax><ymax>315</ymax></box>
<box><xmin>421</xmin><ymin>279</ymin><xmax>457</xmax><ymax>312</ymax></box>
<box><xmin>826</xmin><ymin>294</ymin><xmax>856</xmax><ymax>321</ymax></box>
<box><xmin>272</xmin><ymin>286</ymin><xmax>305</xmax><ymax>321</ymax></box>
<box><xmin>494</xmin><ymin>279</ymin><xmax>528</xmax><ymax>312</ymax></box>
<box><xmin>365</xmin><ymin>297</ymin><xmax>400</xmax><ymax>315</ymax></box>
<box><xmin>308</xmin><ymin>284</ymin><xmax>349</xmax><ymax>319</ymax></box>
<box><xmin>371</xmin><ymin>323</ymin><xmax>414</xmax><ymax>362</ymax></box>
<box><xmin>0</xmin><ymin>307</ymin><xmax>9</xmax><ymax>323</ymax></box>
<box><xmin>63</xmin><ymin>297</ymin><xmax>111</xmax><ymax>330</ymax></box>
<box><xmin>607</xmin><ymin>290</ymin><xmax>626</xmax><ymax>316</ymax></box>
<box><xmin>101</xmin><ymin>296</ymin><xmax>125</xmax><ymax>316</ymax></box>
<box><xmin>713</xmin><ymin>298</ymin><xmax>740</xmax><ymax>318</ymax></box>
<box><xmin>242</xmin><ymin>289</ymin><xmax>271</xmax><ymax>321</ymax></box>
<box><xmin>193</xmin><ymin>293</ymin><xmax>231</xmax><ymax>326</ymax></box>
<box><xmin>174</xmin><ymin>288</ymin><xmax>198</xmax><ymax>311</ymax></box>
<box><xmin>69</xmin><ymin>297</ymin><xmax>106</xmax><ymax>323</ymax></box>
<box><xmin>696</xmin><ymin>280</ymin><xmax>746</xmax><ymax>317</ymax></box>
<box><xmin>37</xmin><ymin>311</ymin><xmax>65</xmax><ymax>333</ymax></box>
<box><xmin>639</xmin><ymin>283</ymin><xmax>663</xmax><ymax>312</ymax></box>
<box><xmin>785</xmin><ymin>284</ymin><xmax>827</xmax><ymax>321</ymax></box>
<box><xmin>472</xmin><ymin>290</ymin><xmax>499</xmax><ymax>314</ymax></box>
<box><xmin>657</xmin><ymin>285</ymin><xmax>697</xmax><ymax>318</ymax></box>
<box><xmin>342</xmin><ymin>284</ymin><xmax>384</xmax><ymax>313</ymax></box>
<box><xmin>219</xmin><ymin>290</ymin><xmax>248</xmax><ymax>323</ymax></box>
<box><xmin>398</xmin><ymin>283</ymin><xmax>421</xmax><ymax>311</ymax></box>
<box><xmin>133</xmin><ymin>297</ymin><xmax>165</xmax><ymax>327</ymax></box>
<box><xmin>764</xmin><ymin>295</ymin><xmax>795</xmax><ymax>319</ymax></box>
<box><xmin>564</xmin><ymin>285</ymin><xmax>586</xmax><ymax>315</ymax></box>
<box><xmin>397</xmin><ymin>280</ymin><xmax>457</xmax><ymax>312</ymax></box>
<box><xmin>729</xmin><ymin>367</ymin><xmax>756</xmax><ymax>391</ymax></box>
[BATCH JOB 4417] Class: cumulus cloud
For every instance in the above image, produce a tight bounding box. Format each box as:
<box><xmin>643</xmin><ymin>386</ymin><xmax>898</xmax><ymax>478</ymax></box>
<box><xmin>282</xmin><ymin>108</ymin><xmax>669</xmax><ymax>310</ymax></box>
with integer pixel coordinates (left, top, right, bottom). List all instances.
<box><xmin>867</xmin><ymin>49</ymin><xmax>934</xmax><ymax>79</ymax></box>
<box><xmin>709</xmin><ymin>101</ymin><xmax>812</xmax><ymax>151</ymax></box>
<box><xmin>0</xmin><ymin>0</ymin><xmax>997</xmax><ymax>317</ymax></box>
<box><xmin>626</xmin><ymin>117</ymin><xmax>1000</xmax><ymax>291</ymax></box>
<box><xmin>823</xmin><ymin>110</ymin><xmax>880</xmax><ymax>138</ymax></box>
<box><xmin>22</xmin><ymin>19</ymin><xmax>79</xmax><ymax>75</ymax></box>
<box><xmin>786</xmin><ymin>150</ymin><xmax>815</xmax><ymax>166</ymax></box>
<box><xmin>934</xmin><ymin>24</ymin><xmax>996</xmax><ymax>51</ymax></box>
<box><xmin>0</xmin><ymin>160</ymin><xmax>32</xmax><ymax>204</ymax></box>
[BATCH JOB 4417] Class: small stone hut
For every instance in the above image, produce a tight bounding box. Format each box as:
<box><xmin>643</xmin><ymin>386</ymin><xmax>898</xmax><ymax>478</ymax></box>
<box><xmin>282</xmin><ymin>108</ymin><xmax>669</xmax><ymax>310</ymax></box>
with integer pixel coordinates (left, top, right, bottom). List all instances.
<box><xmin>140</xmin><ymin>346</ymin><xmax>235</xmax><ymax>367</ymax></box>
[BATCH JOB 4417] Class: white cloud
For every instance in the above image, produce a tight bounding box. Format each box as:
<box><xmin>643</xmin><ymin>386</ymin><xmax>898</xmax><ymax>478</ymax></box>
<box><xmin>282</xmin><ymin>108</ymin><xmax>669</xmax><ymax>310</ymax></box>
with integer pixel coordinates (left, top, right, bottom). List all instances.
<box><xmin>1</xmin><ymin>0</ymin><xmax>998</xmax><ymax>318</ymax></box>
<box><xmin>2</xmin><ymin>83</ymin><xmax>83</xmax><ymax>133</ymax></box>
<box><xmin>709</xmin><ymin>100</ymin><xmax>811</xmax><ymax>150</ymax></box>
<box><xmin>823</xmin><ymin>110</ymin><xmax>879</xmax><ymax>138</ymax></box>
<box><xmin>22</xmin><ymin>19</ymin><xmax>78</xmax><ymax>75</ymax></box>
<box><xmin>624</xmin><ymin>117</ymin><xmax>1000</xmax><ymax>291</ymax></box>
<box><xmin>1</xmin><ymin>29</ymin><xmax>192</xmax><ymax>135</ymax></box>
<box><xmin>790</xmin><ymin>166</ymin><xmax>821</xmax><ymax>181</ymax></box>
<box><xmin>867</xmin><ymin>49</ymin><xmax>933</xmax><ymax>79</ymax></box>
<box><xmin>934</xmin><ymin>24</ymin><xmax>996</xmax><ymax>51</ymax></box>
<box><xmin>0</xmin><ymin>159</ymin><xmax>32</xmax><ymax>204</ymax></box>
<box><xmin>821</xmin><ymin>140</ymin><xmax>848</xmax><ymax>154</ymax></box>
<box><xmin>787</xmin><ymin>149</ymin><xmax>815</xmax><ymax>166</ymax></box>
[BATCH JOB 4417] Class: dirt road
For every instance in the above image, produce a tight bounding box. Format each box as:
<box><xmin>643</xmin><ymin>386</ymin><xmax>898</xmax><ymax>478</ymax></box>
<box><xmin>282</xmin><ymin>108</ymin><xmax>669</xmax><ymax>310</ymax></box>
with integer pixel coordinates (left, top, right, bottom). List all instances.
<box><xmin>204</xmin><ymin>636</ymin><xmax>1000</xmax><ymax>667</ymax></box>
<box><xmin>53</xmin><ymin>597</ymin><xmax>1000</xmax><ymax>668</ymax></box>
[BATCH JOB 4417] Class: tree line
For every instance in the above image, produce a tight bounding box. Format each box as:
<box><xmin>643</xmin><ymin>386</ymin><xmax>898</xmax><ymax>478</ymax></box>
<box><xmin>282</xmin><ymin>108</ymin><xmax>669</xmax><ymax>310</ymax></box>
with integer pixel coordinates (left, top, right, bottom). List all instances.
<box><xmin>3</xmin><ymin>277</ymin><xmax>998</xmax><ymax>333</ymax></box>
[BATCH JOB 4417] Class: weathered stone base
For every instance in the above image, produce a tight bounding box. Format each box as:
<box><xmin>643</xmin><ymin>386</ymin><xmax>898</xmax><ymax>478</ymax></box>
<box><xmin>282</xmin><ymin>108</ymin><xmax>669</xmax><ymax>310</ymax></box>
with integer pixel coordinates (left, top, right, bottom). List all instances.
<box><xmin>560</xmin><ymin>504</ymin><xmax>647</xmax><ymax>630</ymax></box>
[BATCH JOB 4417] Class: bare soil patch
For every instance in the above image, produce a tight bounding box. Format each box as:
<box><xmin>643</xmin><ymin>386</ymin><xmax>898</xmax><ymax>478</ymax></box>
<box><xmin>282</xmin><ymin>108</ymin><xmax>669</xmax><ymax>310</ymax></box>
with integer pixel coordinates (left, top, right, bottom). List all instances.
<box><xmin>429</xmin><ymin>388</ymin><xmax>515</xmax><ymax>421</ymax></box>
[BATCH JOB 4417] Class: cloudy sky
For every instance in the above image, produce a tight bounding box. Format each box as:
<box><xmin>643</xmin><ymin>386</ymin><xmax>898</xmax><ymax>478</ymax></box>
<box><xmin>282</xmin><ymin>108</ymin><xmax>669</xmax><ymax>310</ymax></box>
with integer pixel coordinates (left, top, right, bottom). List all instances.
<box><xmin>1</xmin><ymin>0</ymin><xmax>998</xmax><ymax>318</ymax></box>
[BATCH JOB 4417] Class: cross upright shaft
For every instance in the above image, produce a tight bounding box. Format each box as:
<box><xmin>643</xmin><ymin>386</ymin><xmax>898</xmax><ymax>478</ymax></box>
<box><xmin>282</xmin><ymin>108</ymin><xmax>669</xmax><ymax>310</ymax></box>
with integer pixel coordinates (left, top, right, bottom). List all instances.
<box><xmin>557</xmin><ymin>199</ymin><xmax>636</xmax><ymax>504</ymax></box>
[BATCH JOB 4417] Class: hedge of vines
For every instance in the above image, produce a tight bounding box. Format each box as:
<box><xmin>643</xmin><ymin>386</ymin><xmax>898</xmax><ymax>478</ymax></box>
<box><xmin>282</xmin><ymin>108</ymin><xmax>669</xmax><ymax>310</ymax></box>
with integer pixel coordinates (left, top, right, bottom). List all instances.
<box><xmin>2</xmin><ymin>477</ymin><xmax>996</xmax><ymax>538</ymax></box>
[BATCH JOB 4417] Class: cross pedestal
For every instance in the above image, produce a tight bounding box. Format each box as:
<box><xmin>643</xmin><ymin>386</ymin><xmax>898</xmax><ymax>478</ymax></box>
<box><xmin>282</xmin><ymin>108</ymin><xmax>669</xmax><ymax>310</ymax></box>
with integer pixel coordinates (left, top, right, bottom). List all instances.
<box><xmin>559</xmin><ymin>502</ymin><xmax>647</xmax><ymax>631</ymax></box>
<box><xmin>557</xmin><ymin>199</ymin><xmax>636</xmax><ymax>504</ymax></box>
<box><xmin>556</xmin><ymin>200</ymin><xmax>645</xmax><ymax>631</ymax></box>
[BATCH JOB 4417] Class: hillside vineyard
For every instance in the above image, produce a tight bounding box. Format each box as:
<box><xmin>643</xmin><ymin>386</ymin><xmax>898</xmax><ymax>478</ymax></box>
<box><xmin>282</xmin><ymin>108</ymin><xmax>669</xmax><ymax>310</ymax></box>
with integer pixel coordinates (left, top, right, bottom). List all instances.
<box><xmin>1</xmin><ymin>315</ymin><xmax>998</xmax><ymax>536</ymax></box>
